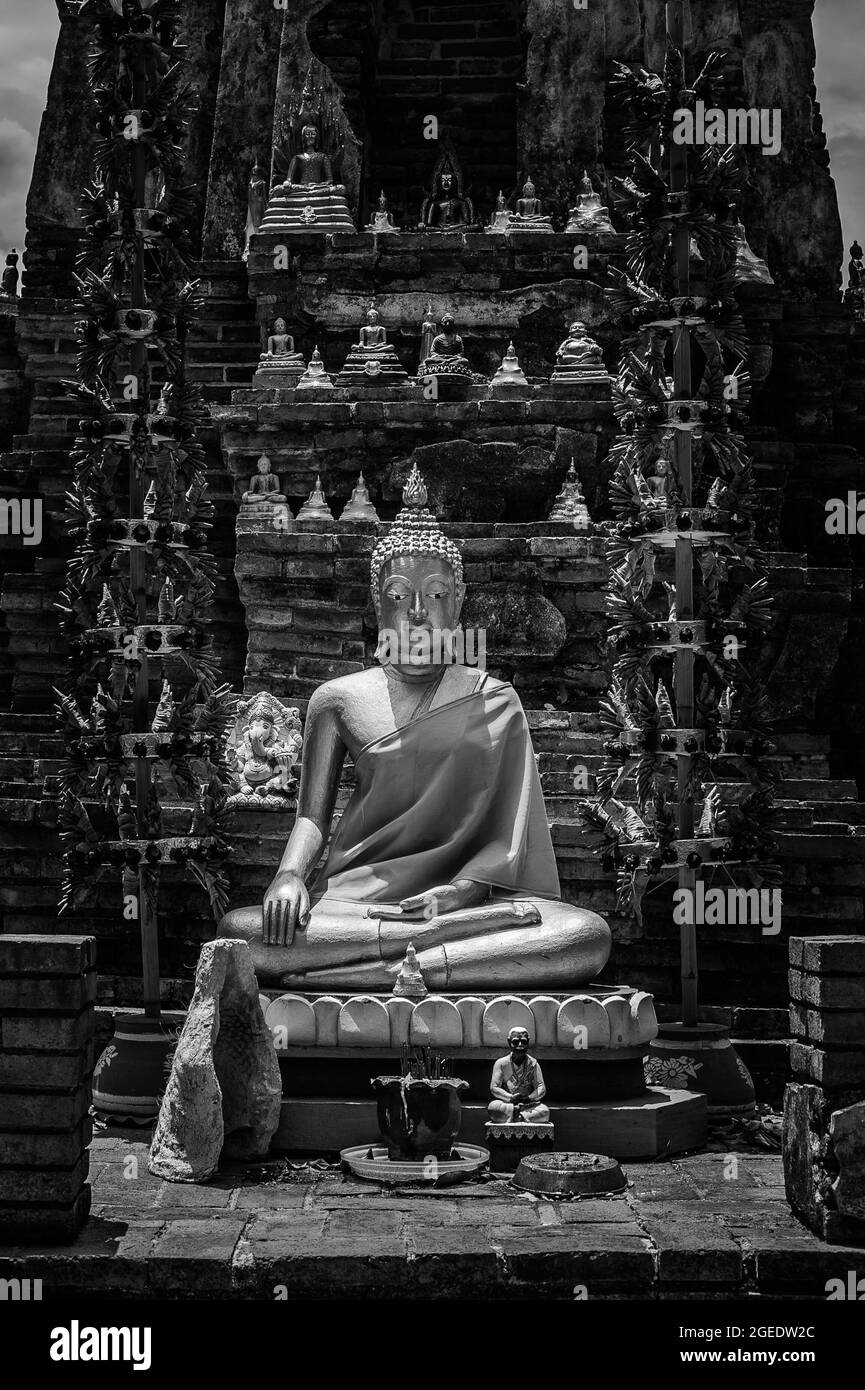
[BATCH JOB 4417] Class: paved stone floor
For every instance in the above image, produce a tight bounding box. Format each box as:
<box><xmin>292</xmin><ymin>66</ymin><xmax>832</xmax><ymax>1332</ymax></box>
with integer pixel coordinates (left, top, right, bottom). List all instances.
<box><xmin>1</xmin><ymin>1133</ymin><xmax>863</xmax><ymax>1299</ymax></box>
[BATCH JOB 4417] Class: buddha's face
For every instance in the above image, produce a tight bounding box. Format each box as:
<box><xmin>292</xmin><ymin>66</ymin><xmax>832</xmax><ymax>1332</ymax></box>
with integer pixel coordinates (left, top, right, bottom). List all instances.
<box><xmin>509</xmin><ymin>1028</ymin><xmax>530</xmax><ymax>1057</ymax></box>
<box><xmin>441</xmin><ymin>314</ymin><xmax>455</xmax><ymax>332</ymax></box>
<box><xmin>569</xmin><ymin>321</ymin><xmax>585</xmax><ymax>337</ymax></box>
<box><xmin>368</xmin><ymin>308</ymin><xmax>379</xmax><ymax>324</ymax></box>
<box><xmin>302</xmin><ymin>127</ymin><xmax>317</xmax><ymax>152</ymax></box>
<box><xmin>274</xmin><ymin>317</ymin><xmax>286</xmax><ymax>333</ymax></box>
<box><xmin>376</xmin><ymin>554</ymin><xmax>465</xmax><ymax>670</ymax></box>
<box><xmin>440</xmin><ymin>172</ymin><xmax>453</xmax><ymax>196</ymax></box>
<box><xmin>257</xmin><ymin>455</ymin><xmax>270</xmax><ymax>474</ymax></box>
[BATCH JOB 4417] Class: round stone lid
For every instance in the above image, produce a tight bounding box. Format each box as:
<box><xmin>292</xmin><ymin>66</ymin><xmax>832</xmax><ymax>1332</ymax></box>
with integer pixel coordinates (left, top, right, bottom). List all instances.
<box><xmin>513</xmin><ymin>1151</ymin><xmax>626</xmax><ymax>1196</ymax></box>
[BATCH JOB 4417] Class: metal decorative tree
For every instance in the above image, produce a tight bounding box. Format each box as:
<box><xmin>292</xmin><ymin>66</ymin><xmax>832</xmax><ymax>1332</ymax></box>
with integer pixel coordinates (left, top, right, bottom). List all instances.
<box><xmin>56</xmin><ymin>0</ymin><xmax>234</xmax><ymax>1119</ymax></box>
<box><xmin>583</xmin><ymin>1</ymin><xmax>778</xmax><ymax>1115</ymax></box>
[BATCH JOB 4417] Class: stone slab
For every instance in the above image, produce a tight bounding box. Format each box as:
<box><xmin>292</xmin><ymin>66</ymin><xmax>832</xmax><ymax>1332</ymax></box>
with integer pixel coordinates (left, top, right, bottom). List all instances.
<box><xmin>272</xmin><ymin>1087</ymin><xmax>706</xmax><ymax>1159</ymax></box>
<box><xmin>789</xmin><ymin>935</ymin><xmax>865</xmax><ymax>975</ymax></box>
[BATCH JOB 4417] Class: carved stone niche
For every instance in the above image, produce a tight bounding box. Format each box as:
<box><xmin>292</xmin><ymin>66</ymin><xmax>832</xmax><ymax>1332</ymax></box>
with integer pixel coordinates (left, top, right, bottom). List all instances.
<box><xmin>226</xmin><ymin>691</ymin><xmax>303</xmax><ymax>810</ymax></box>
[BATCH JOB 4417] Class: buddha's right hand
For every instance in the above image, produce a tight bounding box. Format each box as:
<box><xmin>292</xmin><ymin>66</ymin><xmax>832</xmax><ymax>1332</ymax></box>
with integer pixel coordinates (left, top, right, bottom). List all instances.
<box><xmin>262</xmin><ymin>869</ymin><xmax>309</xmax><ymax>948</ymax></box>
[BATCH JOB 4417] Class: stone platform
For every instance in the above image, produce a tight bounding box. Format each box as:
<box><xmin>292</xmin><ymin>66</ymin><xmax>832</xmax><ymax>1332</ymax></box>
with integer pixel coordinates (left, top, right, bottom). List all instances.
<box><xmin>259</xmin><ymin>987</ymin><xmax>706</xmax><ymax>1157</ymax></box>
<box><xmin>3</xmin><ymin>1138</ymin><xmax>856</xmax><ymax>1300</ymax></box>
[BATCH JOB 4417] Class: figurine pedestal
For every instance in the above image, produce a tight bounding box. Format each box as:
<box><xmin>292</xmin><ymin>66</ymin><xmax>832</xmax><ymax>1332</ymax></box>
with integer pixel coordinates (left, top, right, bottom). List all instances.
<box><xmin>484</xmin><ymin>1120</ymin><xmax>555</xmax><ymax>1172</ymax></box>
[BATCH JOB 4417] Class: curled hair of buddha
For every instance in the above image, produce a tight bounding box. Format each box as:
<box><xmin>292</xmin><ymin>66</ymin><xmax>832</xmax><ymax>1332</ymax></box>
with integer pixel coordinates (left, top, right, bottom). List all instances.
<box><xmin>370</xmin><ymin>466</ymin><xmax>463</xmax><ymax>588</ymax></box>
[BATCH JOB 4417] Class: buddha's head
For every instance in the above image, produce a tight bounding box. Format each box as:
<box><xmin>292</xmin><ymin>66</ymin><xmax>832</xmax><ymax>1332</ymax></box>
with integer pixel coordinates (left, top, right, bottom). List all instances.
<box><xmin>273</xmin><ymin>317</ymin><xmax>286</xmax><ymax>334</ymax></box>
<box><xmin>440</xmin><ymin>313</ymin><xmax>456</xmax><ymax>332</ymax></box>
<box><xmin>367</xmin><ymin>304</ymin><xmax>380</xmax><ymax>325</ymax></box>
<box><xmin>371</xmin><ymin>467</ymin><xmax>465</xmax><ymax>672</ymax></box>
<box><xmin>522</xmin><ymin>178</ymin><xmax>536</xmax><ymax>198</ymax></box>
<box><xmin>508</xmin><ymin>1026</ymin><xmax>531</xmax><ymax>1057</ymax></box>
<box><xmin>256</xmin><ymin>452</ymin><xmax>271</xmax><ymax>475</ymax></box>
<box><xmin>569</xmin><ymin>320</ymin><xmax>587</xmax><ymax>337</ymax></box>
<box><xmin>301</xmin><ymin>124</ymin><xmax>318</xmax><ymax>152</ymax></box>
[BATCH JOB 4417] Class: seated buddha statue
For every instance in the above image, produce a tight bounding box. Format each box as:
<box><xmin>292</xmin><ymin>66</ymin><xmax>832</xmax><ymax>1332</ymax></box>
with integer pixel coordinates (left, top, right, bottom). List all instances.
<box><xmin>418</xmin><ymin>155</ymin><xmax>477</xmax><ymax>233</ymax></box>
<box><xmin>260</xmin><ymin>124</ymin><xmax>355</xmax><ymax>234</ymax></box>
<box><xmin>219</xmin><ymin>466</ymin><xmax>612</xmax><ymax>991</ymax></box>
<box><xmin>549</xmin><ymin>320</ymin><xmax>610</xmax><ymax>392</ymax></box>
<box><xmin>506</xmin><ymin>178</ymin><xmax>554</xmax><ymax>234</ymax></box>
<box><xmin>241</xmin><ymin>453</ymin><xmax>288</xmax><ymax>508</ymax></box>
<box><xmin>564</xmin><ymin>170</ymin><xmax>614</xmax><ymax>234</ymax></box>
<box><xmin>337</xmin><ymin>304</ymin><xmax>408</xmax><ymax>388</ymax></box>
<box><xmin>488</xmin><ymin>1027</ymin><xmax>550</xmax><ymax>1124</ymax></box>
<box><xmin>419</xmin><ymin>312</ymin><xmax>472</xmax><ymax>379</ymax></box>
<box><xmin>254</xmin><ymin>317</ymin><xmax>306</xmax><ymax>386</ymax></box>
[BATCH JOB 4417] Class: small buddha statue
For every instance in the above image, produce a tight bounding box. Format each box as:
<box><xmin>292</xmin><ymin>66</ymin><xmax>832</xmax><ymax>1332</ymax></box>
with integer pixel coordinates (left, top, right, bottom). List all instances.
<box><xmin>392</xmin><ymin>942</ymin><xmax>428</xmax><ymax>1000</ymax></box>
<box><xmin>296</xmin><ymin>346</ymin><xmax>333</xmax><ymax>390</ymax></box>
<box><xmin>488</xmin><ymin>1027</ymin><xmax>550</xmax><ymax>1124</ymax></box>
<box><xmin>489</xmin><ymin>342</ymin><xmax>529</xmax><ymax>392</ymax></box>
<box><xmin>644</xmin><ymin>458</ymin><xmax>670</xmax><ymax>507</ymax></box>
<box><xmin>244</xmin><ymin>163</ymin><xmax>268</xmax><ymax>257</ymax></box>
<box><xmin>242</xmin><ymin>453</ymin><xmax>288</xmax><ymax>508</ymax></box>
<box><xmin>339</xmin><ymin>471</ymin><xmax>380</xmax><ymax>522</ymax></box>
<box><xmin>549</xmin><ymin>320</ymin><xmax>610</xmax><ymax>393</ymax></box>
<box><xmin>338</xmin><ymin>304</ymin><xmax>408</xmax><ymax>388</ymax></box>
<box><xmin>1</xmin><ymin>249</ymin><xmax>19</xmax><ymax>299</ymax></box>
<box><xmin>418</xmin><ymin>154</ymin><xmax>477</xmax><ymax>233</ymax></box>
<box><xmin>219</xmin><ymin>464</ymin><xmax>612</xmax><ymax>990</ymax></box>
<box><xmin>260</xmin><ymin>124</ymin><xmax>355</xmax><ymax>234</ymax></box>
<box><xmin>419</xmin><ymin>312</ymin><xmax>472</xmax><ymax>379</ymax></box>
<box><xmin>548</xmin><ymin>461</ymin><xmax>590</xmax><ymax>529</ymax></box>
<box><xmin>564</xmin><ymin>170</ymin><xmax>614</xmax><ymax>234</ymax></box>
<box><xmin>296</xmin><ymin>474</ymin><xmax>334</xmax><ymax>522</ymax></box>
<box><xmin>254</xmin><ymin>316</ymin><xmax>306</xmax><ymax>385</ymax></box>
<box><xmin>506</xmin><ymin>177</ymin><xmax>554</xmax><ymax>233</ymax></box>
<box><xmin>486</xmin><ymin>190</ymin><xmax>510</xmax><ymax>234</ymax></box>
<box><xmin>366</xmin><ymin>189</ymin><xmax>398</xmax><ymax>234</ymax></box>
<box><xmin>419</xmin><ymin>302</ymin><xmax>436</xmax><ymax>371</ymax></box>
<box><xmin>849</xmin><ymin>241</ymin><xmax>864</xmax><ymax>289</ymax></box>
<box><xmin>229</xmin><ymin>692</ymin><xmax>303</xmax><ymax>801</ymax></box>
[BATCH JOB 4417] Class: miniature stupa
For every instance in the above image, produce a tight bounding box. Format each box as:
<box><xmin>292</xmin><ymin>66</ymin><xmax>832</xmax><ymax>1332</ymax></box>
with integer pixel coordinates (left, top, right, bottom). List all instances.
<box><xmin>339</xmin><ymin>471</ymin><xmax>380</xmax><ymax>521</ymax></box>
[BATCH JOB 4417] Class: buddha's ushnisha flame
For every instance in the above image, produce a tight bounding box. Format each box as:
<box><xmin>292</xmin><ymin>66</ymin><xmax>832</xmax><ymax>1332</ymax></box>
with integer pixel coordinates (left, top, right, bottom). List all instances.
<box><xmin>370</xmin><ymin>465</ymin><xmax>463</xmax><ymax>587</ymax></box>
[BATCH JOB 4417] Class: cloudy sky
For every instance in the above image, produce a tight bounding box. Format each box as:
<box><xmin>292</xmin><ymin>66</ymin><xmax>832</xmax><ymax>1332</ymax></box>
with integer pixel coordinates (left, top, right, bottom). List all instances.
<box><xmin>0</xmin><ymin>0</ymin><xmax>863</xmax><ymax>272</ymax></box>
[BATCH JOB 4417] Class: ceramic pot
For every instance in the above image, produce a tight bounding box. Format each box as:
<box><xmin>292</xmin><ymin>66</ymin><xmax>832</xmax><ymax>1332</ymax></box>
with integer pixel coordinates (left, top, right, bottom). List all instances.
<box><xmin>372</xmin><ymin>1075</ymin><xmax>469</xmax><ymax>1159</ymax></box>
<box><xmin>92</xmin><ymin>1015</ymin><xmax>177</xmax><ymax>1123</ymax></box>
<box><xmin>646</xmin><ymin>1022</ymin><xmax>756</xmax><ymax>1118</ymax></box>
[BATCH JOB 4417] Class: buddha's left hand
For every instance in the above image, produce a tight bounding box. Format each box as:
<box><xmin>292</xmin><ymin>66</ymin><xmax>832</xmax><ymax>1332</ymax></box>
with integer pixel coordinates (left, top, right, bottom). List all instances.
<box><xmin>397</xmin><ymin>878</ymin><xmax>488</xmax><ymax>919</ymax></box>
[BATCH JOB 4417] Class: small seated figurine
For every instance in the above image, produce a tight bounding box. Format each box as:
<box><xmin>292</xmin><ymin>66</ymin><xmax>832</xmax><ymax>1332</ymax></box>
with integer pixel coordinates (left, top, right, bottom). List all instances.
<box><xmin>506</xmin><ymin>178</ymin><xmax>554</xmax><ymax>234</ymax></box>
<box><xmin>419</xmin><ymin>312</ymin><xmax>472</xmax><ymax>379</ymax></box>
<box><xmin>418</xmin><ymin>153</ymin><xmax>477</xmax><ymax>233</ymax></box>
<box><xmin>228</xmin><ymin>692</ymin><xmax>303</xmax><ymax>802</ymax></box>
<box><xmin>366</xmin><ymin>190</ymin><xmax>398</xmax><ymax>234</ymax></box>
<box><xmin>260</xmin><ymin>124</ymin><xmax>355</xmax><ymax>234</ymax></box>
<box><xmin>485</xmin><ymin>190</ymin><xmax>510</xmax><ymax>234</ymax></box>
<box><xmin>564</xmin><ymin>170</ymin><xmax>614</xmax><ymax>234</ymax></box>
<box><xmin>219</xmin><ymin>465</ymin><xmax>612</xmax><ymax>990</ymax></box>
<box><xmin>644</xmin><ymin>457</ymin><xmax>670</xmax><ymax>507</ymax></box>
<box><xmin>338</xmin><ymin>304</ymin><xmax>408</xmax><ymax>388</ymax></box>
<box><xmin>241</xmin><ymin>453</ymin><xmax>288</xmax><ymax>508</ymax></box>
<box><xmin>548</xmin><ymin>320</ymin><xmax>610</xmax><ymax>393</ymax></box>
<box><xmin>254</xmin><ymin>317</ymin><xmax>306</xmax><ymax>385</ymax></box>
<box><xmin>488</xmin><ymin>1027</ymin><xmax>550</xmax><ymax>1124</ymax></box>
<box><xmin>548</xmin><ymin>460</ymin><xmax>590</xmax><ymax>530</ymax></box>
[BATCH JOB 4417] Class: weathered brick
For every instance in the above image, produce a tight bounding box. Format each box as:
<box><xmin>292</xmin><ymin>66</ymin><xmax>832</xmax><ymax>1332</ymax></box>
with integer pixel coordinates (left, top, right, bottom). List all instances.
<box><xmin>0</xmin><ymin>972</ymin><xmax>97</xmax><ymax>1011</ymax></box>
<box><xmin>0</xmin><ymin>1084</ymin><xmax>91</xmax><ymax>1130</ymax></box>
<box><xmin>0</xmin><ymin>1006</ymin><xmax>94</xmax><ymax>1051</ymax></box>
<box><xmin>0</xmin><ymin>1119</ymin><xmax>92</xmax><ymax>1167</ymax></box>
<box><xmin>0</xmin><ymin>1185</ymin><xmax>90</xmax><ymax>1243</ymax></box>
<box><xmin>0</xmin><ymin>1154</ymin><xmax>88</xmax><ymax>1203</ymax></box>
<box><xmin>0</xmin><ymin>1041</ymin><xmax>93</xmax><ymax>1089</ymax></box>
<box><xmin>790</xmin><ymin>1040</ymin><xmax>865</xmax><ymax>1088</ymax></box>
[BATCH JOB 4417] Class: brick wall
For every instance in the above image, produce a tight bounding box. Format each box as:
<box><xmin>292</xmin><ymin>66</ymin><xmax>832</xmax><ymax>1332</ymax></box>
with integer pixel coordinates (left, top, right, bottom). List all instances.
<box><xmin>0</xmin><ymin>935</ymin><xmax>95</xmax><ymax>1243</ymax></box>
<box><xmin>784</xmin><ymin>935</ymin><xmax>865</xmax><ymax>1244</ymax></box>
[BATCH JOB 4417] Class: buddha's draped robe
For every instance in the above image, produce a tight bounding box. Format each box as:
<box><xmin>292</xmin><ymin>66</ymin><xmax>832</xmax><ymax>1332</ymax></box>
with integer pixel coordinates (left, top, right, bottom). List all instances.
<box><xmin>310</xmin><ymin>680</ymin><xmax>560</xmax><ymax>907</ymax></box>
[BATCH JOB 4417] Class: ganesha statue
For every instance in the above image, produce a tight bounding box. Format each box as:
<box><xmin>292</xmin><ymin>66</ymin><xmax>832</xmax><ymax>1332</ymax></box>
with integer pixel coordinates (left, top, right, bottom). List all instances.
<box><xmin>227</xmin><ymin>692</ymin><xmax>303</xmax><ymax>807</ymax></box>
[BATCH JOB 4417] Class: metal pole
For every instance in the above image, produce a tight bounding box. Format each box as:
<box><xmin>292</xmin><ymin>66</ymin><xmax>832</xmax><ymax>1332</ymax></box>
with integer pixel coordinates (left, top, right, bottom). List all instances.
<box><xmin>666</xmin><ymin>0</ymin><xmax>698</xmax><ymax>1025</ymax></box>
